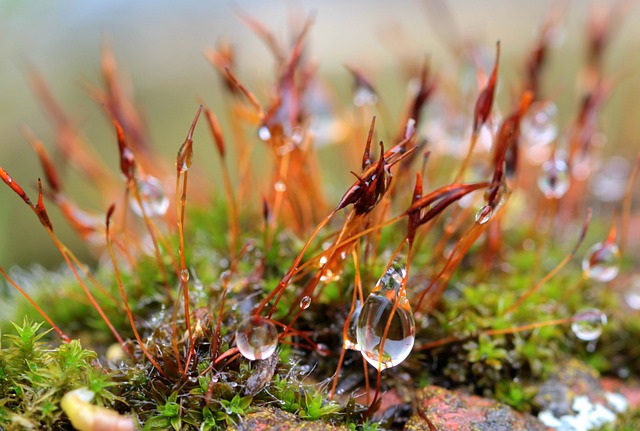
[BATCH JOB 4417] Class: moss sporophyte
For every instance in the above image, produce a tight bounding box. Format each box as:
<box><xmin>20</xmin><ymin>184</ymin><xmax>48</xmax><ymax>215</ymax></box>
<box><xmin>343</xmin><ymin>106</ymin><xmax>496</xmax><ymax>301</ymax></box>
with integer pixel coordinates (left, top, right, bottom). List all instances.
<box><xmin>2</xmin><ymin>3</ymin><xmax>640</xmax><ymax>430</ymax></box>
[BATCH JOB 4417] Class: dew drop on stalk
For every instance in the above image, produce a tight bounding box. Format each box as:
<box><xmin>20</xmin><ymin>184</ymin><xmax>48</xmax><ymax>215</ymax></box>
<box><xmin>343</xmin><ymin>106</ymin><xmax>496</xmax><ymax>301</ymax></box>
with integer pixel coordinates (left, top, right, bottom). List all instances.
<box><xmin>258</xmin><ymin>125</ymin><xmax>272</xmax><ymax>141</ymax></box>
<box><xmin>129</xmin><ymin>176</ymin><xmax>169</xmax><ymax>218</ymax></box>
<box><xmin>537</xmin><ymin>158</ymin><xmax>570</xmax><ymax>199</ymax></box>
<box><xmin>274</xmin><ymin>180</ymin><xmax>287</xmax><ymax>192</ymax></box>
<box><xmin>299</xmin><ymin>296</ymin><xmax>311</xmax><ymax>310</ymax></box>
<box><xmin>475</xmin><ymin>205</ymin><xmax>493</xmax><ymax>225</ymax></box>
<box><xmin>571</xmin><ymin>308</ymin><xmax>607</xmax><ymax>341</ymax></box>
<box><xmin>356</xmin><ymin>264</ymin><xmax>415</xmax><ymax>370</ymax></box>
<box><xmin>180</xmin><ymin>269</ymin><xmax>190</xmax><ymax>283</ymax></box>
<box><xmin>582</xmin><ymin>242</ymin><xmax>621</xmax><ymax>282</ymax></box>
<box><xmin>353</xmin><ymin>86</ymin><xmax>378</xmax><ymax>107</ymax></box>
<box><xmin>624</xmin><ymin>276</ymin><xmax>640</xmax><ymax>310</ymax></box>
<box><xmin>521</xmin><ymin>101</ymin><xmax>558</xmax><ymax>146</ymax></box>
<box><xmin>235</xmin><ymin>316</ymin><xmax>278</xmax><ymax>360</ymax></box>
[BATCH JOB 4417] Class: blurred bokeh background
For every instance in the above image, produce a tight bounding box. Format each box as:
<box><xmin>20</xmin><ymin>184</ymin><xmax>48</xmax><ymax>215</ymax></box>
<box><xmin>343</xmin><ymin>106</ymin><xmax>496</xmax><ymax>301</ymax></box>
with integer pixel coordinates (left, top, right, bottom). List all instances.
<box><xmin>1</xmin><ymin>0</ymin><xmax>639</xmax><ymax>269</ymax></box>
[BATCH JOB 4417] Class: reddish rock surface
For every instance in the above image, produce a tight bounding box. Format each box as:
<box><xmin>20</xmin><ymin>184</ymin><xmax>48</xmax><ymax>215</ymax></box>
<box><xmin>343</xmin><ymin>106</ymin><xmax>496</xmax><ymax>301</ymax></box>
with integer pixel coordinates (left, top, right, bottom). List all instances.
<box><xmin>601</xmin><ymin>377</ymin><xmax>640</xmax><ymax>409</ymax></box>
<box><xmin>404</xmin><ymin>386</ymin><xmax>551</xmax><ymax>431</ymax></box>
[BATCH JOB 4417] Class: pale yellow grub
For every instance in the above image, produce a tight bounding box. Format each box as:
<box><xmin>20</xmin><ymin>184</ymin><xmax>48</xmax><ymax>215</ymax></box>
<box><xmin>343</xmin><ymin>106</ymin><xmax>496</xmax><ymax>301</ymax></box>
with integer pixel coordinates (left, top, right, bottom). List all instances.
<box><xmin>61</xmin><ymin>388</ymin><xmax>136</xmax><ymax>431</ymax></box>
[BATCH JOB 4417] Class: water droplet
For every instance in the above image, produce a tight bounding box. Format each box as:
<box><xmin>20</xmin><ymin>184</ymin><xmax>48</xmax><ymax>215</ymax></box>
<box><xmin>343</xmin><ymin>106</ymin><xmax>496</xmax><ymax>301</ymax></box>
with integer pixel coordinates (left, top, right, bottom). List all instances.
<box><xmin>571</xmin><ymin>308</ymin><xmax>607</xmax><ymax>341</ymax></box>
<box><xmin>299</xmin><ymin>296</ymin><xmax>311</xmax><ymax>310</ymax></box>
<box><xmin>353</xmin><ymin>86</ymin><xmax>378</xmax><ymax>107</ymax></box>
<box><xmin>624</xmin><ymin>276</ymin><xmax>640</xmax><ymax>310</ymax></box>
<box><xmin>522</xmin><ymin>101</ymin><xmax>558</xmax><ymax>146</ymax></box>
<box><xmin>258</xmin><ymin>126</ymin><xmax>272</xmax><ymax>141</ymax></box>
<box><xmin>537</xmin><ymin>158</ymin><xmax>570</xmax><ymax>199</ymax></box>
<box><xmin>582</xmin><ymin>242</ymin><xmax>621</xmax><ymax>282</ymax></box>
<box><xmin>344</xmin><ymin>301</ymin><xmax>362</xmax><ymax>351</ymax></box>
<box><xmin>475</xmin><ymin>205</ymin><xmax>493</xmax><ymax>225</ymax></box>
<box><xmin>356</xmin><ymin>264</ymin><xmax>415</xmax><ymax>370</ymax></box>
<box><xmin>590</xmin><ymin>157</ymin><xmax>630</xmax><ymax>203</ymax></box>
<box><xmin>316</xmin><ymin>343</ymin><xmax>330</xmax><ymax>357</ymax></box>
<box><xmin>235</xmin><ymin>316</ymin><xmax>278</xmax><ymax>361</ymax></box>
<box><xmin>180</xmin><ymin>269</ymin><xmax>190</xmax><ymax>283</ymax></box>
<box><xmin>130</xmin><ymin>176</ymin><xmax>169</xmax><ymax>218</ymax></box>
<box><xmin>274</xmin><ymin>181</ymin><xmax>287</xmax><ymax>192</ymax></box>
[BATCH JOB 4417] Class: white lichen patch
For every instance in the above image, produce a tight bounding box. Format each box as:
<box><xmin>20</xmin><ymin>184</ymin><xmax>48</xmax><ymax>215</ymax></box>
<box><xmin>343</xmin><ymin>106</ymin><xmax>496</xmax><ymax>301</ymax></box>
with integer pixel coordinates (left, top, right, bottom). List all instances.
<box><xmin>538</xmin><ymin>392</ymin><xmax>628</xmax><ymax>431</ymax></box>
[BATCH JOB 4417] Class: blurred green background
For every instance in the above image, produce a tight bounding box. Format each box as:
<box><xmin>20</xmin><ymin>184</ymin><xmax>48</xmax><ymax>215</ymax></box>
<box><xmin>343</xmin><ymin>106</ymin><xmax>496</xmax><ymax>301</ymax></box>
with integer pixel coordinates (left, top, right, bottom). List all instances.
<box><xmin>1</xmin><ymin>0</ymin><xmax>639</xmax><ymax>270</ymax></box>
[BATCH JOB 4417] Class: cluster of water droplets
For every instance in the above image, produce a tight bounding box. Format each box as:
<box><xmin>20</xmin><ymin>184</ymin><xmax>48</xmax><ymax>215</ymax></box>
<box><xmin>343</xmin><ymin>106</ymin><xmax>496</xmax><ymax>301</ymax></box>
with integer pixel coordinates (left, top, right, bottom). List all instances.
<box><xmin>129</xmin><ymin>176</ymin><xmax>169</xmax><ymax>218</ymax></box>
<box><xmin>571</xmin><ymin>308</ymin><xmax>607</xmax><ymax>342</ymax></box>
<box><xmin>355</xmin><ymin>262</ymin><xmax>415</xmax><ymax>370</ymax></box>
<box><xmin>582</xmin><ymin>241</ymin><xmax>621</xmax><ymax>282</ymax></box>
<box><xmin>235</xmin><ymin>315</ymin><xmax>278</xmax><ymax>361</ymax></box>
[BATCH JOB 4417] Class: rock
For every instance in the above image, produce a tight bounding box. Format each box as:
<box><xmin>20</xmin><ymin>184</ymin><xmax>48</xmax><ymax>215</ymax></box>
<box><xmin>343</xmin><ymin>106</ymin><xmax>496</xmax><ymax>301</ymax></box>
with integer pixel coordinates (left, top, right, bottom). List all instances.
<box><xmin>534</xmin><ymin>359</ymin><xmax>629</xmax><ymax>431</ymax></box>
<box><xmin>404</xmin><ymin>386</ymin><xmax>550</xmax><ymax>431</ymax></box>
<box><xmin>227</xmin><ymin>407</ymin><xmax>349</xmax><ymax>431</ymax></box>
<box><xmin>601</xmin><ymin>377</ymin><xmax>640</xmax><ymax>409</ymax></box>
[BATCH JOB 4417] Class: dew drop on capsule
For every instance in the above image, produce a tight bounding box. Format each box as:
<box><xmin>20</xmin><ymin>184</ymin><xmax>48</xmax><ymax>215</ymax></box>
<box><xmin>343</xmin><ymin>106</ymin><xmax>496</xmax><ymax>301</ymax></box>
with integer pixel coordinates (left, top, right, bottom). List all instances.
<box><xmin>475</xmin><ymin>205</ymin><xmax>493</xmax><ymax>225</ymax></box>
<box><xmin>130</xmin><ymin>176</ymin><xmax>169</xmax><ymax>218</ymax></box>
<box><xmin>538</xmin><ymin>158</ymin><xmax>570</xmax><ymax>199</ymax></box>
<box><xmin>571</xmin><ymin>308</ymin><xmax>607</xmax><ymax>341</ymax></box>
<box><xmin>356</xmin><ymin>264</ymin><xmax>415</xmax><ymax>370</ymax></box>
<box><xmin>582</xmin><ymin>242</ymin><xmax>621</xmax><ymax>282</ymax></box>
<box><xmin>180</xmin><ymin>269</ymin><xmax>190</xmax><ymax>283</ymax></box>
<box><xmin>353</xmin><ymin>85</ymin><xmax>378</xmax><ymax>107</ymax></box>
<box><xmin>299</xmin><ymin>296</ymin><xmax>311</xmax><ymax>310</ymax></box>
<box><xmin>235</xmin><ymin>316</ymin><xmax>278</xmax><ymax>360</ymax></box>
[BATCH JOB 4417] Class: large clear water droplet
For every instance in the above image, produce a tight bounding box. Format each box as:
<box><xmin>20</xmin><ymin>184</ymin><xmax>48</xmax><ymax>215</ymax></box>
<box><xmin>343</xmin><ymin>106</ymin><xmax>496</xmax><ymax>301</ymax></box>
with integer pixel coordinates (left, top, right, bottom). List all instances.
<box><xmin>356</xmin><ymin>264</ymin><xmax>415</xmax><ymax>370</ymax></box>
<box><xmin>571</xmin><ymin>308</ymin><xmax>607</xmax><ymax>341</ymax></box>
<box><xmin>235</xmin><ymin>316</ymin><xmax>278</xmax><ymax>360</ymax></box>
<box><xmin>582</xmin><ymin>242</ymin><xmax>621</xmax><ymax>282</ymax></box>
<box><xmin>522</xmin><ymin>101</ymin><xmax>558</xmax><ymax>146</ymax></box>
<box><xmin>538</xmin><ymin>158</ymin><xmax>570</xmax><ymax>199</ymax></box>
<box><xmin>130</xmin><ymin>176</ymin><xmax>169</xmax><ymax>218</ymax></box>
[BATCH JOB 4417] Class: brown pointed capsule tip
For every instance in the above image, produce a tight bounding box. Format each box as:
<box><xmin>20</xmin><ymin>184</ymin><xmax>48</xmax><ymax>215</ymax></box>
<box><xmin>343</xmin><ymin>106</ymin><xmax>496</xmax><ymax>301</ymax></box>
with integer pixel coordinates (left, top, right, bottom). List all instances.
<box><xmin>473</xmin><ymin>41</ymin><xmax>501</xmax><ymax>132</ymax></box>
<box><xmin>412</xmin><ymin>172</ymin><xmax>423</xmax><ymax>203</ymax></box>
<box><xmin>22</xmin><ymin>127</ymin><xmax>61</xmax><ymax>193</ymax></box>
<box><xmin>0</xmin><ymin>166</ymin><xmax>33</xmax><ymax>206</ymax></box>
<box><xmin>36</xmin><ymin>179</ymin><xmax>53</xmax><ymax>231</ymax></box>
<box><xmin>224</xmin><ymin>66</ymin><xmax>264</xmax><ymax>117</ymax></box>
<box><xmin>106</xmin><ymin>204</ymin><xmax>116</xmax><ymax>231</ymax></box>
<box><xmin>204</xmin><ymin>106</ymin><xmax>226</xmax><ymax>158</ymax></box>
<box><xmin>177</xmin><ymin>106</ymin><xmax>202</xmax><ymax>173</ymax></box>
<box><xmin>261</xmin><ymin>194</ymin><xmax>270</xmax><ymax>222</ymax></box>
<box><xmin>111</xmin><ymin>116</ymin><xmax>136</xmax><ymax>181</ymax></box>
<box><xmin>362</xmin><ymin>116</ymin><xmax>376</xmax><ymax>170</ymax></box>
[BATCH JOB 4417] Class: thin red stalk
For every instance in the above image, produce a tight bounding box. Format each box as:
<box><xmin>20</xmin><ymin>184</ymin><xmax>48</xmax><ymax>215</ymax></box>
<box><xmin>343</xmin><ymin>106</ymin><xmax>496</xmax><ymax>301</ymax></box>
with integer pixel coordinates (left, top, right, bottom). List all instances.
<box><xmin>0</xmin><ymin>266</ymin><xmax>70</xmax><ymax>343</ymax></box>
<box><xmin>105</xmin><ymin>205</ymin><xmax>166</xmax><ymax>376</ymax></box>
<box><xmin>505</xmin><ymin>209</ymin><xmax>592</xmax><ymax>314</ymax></box>
<box><xmin>330</xmin><ymin>245</ymin><xmax>363</xmax><ymax>399</ymax></box>
<box><xmin>620</xmin><ymin>154</ymin><xmax>640</xmax><ymax>254</ymax></box>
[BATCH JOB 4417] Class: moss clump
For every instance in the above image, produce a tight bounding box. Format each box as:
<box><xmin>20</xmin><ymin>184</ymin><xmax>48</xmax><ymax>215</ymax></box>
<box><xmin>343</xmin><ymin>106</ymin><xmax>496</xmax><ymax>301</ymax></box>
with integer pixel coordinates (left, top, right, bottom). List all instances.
<box><xmin>1</xmin><ymin>3</ymin><xmax>640</xmax><ymax>431</ymax></box>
